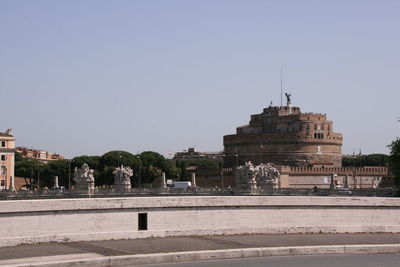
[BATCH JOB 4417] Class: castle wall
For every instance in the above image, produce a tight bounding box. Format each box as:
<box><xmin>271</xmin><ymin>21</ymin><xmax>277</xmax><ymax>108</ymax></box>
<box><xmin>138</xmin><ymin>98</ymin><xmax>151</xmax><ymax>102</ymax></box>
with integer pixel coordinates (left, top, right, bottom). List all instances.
<box><xmin>224</xmin><ymin>133</ymin><xmax>342</xmax><ymax>167</ymax></box>
<box><xmin>219</xmin><ymin>166</ymin><xmax>389</xmax><ymax>189</ymax></box>
<box><xmin>285</xmin><ymin>175</ymin><xmax>382</xmax><ymax>189</ymax></box>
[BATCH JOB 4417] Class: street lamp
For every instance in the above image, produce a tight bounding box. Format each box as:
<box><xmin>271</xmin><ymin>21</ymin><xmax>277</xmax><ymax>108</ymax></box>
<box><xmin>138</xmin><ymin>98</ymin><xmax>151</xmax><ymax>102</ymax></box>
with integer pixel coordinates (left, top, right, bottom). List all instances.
<box><xmin>117</xmin><ymin>151</ymin><xmax>122</xmax><ymax>168</ymax></box>
<box><xmin>235</xmin><ymin>154</ymin><xmax>238</xmax><ymax>168</ymax></box>
<box><xmin>137</xmin><ymin>155</ymin><xmax>142</xmax><ymax>189</ymax></box>
<box><xmin>221</xmin><ymin>154</ymin><xmax>225</xmax><ymax>189</ymax></box>
<box><xmin>67</xmin><ymin>159</ymin><xmax>74</xmax><ymax>190</ymax></box>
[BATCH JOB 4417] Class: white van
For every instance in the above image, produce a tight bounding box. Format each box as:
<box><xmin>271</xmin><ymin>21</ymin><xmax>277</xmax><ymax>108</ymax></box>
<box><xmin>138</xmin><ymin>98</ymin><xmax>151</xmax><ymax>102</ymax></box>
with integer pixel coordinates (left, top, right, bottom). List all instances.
<box><xmin>172</xmin><ymin>181</ymin><xmax>192</xmax><ymax>189</ymax></box>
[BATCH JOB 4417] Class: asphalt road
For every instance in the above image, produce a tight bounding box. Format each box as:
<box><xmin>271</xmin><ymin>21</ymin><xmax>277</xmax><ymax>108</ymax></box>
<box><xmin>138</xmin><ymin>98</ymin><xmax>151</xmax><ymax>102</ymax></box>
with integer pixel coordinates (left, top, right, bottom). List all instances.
<box><xmin>143</xmin><ymin>253</ymin><xmax>400</xmax><ymax>267</ymax></box>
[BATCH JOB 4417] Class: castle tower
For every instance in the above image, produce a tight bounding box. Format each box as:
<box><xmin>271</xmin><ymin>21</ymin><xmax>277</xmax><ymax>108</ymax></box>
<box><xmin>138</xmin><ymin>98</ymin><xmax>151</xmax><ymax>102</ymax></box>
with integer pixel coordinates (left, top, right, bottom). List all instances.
<box><xmin>223</xmin><ymin>104</ymin><xmax>343</xmax><ymax>167</ymax></box>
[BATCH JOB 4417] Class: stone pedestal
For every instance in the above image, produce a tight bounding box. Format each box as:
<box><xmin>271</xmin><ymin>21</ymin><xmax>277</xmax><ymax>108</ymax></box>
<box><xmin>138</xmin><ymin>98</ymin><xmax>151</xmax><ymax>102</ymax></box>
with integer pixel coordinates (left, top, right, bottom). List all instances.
<box><xmin>73</xmin><ymin>163</ymin><xmax>96</xmax><ymax>195</ymax></box>
<box><xmin>161</xmin><ymin>172</ymin><xmax>167</xmax><ymax>188</ymax></box>
<box><xmin>54</xmin><ymin>176</ymin><xmax>59</xmax><ymax>188</ymax></box>
<box><xmin>191</xmin><ymin>173</ymin><xmax>197</xmax><ymax>188</ymax></box>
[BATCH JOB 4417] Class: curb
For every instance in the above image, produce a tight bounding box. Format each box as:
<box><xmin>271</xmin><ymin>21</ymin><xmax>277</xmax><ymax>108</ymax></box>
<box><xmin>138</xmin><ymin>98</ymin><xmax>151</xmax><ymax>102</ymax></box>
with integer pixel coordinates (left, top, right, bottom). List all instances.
<box><xmin>13</xmin><ymin>244</ymin><xmax>400</xmax><ymax>267</ymax></box>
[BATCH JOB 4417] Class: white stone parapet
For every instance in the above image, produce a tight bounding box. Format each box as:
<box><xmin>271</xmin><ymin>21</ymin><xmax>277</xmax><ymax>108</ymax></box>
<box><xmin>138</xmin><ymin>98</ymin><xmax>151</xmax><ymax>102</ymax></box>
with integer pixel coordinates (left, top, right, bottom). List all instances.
<box><xmin>1</xmin><ymin>196</ymin><xmax>400</xmax><ymax>247</ymax></box>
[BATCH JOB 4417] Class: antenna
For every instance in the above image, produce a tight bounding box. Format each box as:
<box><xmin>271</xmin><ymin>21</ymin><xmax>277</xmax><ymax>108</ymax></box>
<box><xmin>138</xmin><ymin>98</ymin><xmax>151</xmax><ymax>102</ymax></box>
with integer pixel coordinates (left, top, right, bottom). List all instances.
<box><xmin>280</xmin><ymin>66</ymin><xmax>283</xmax><ymax>106</ymax></box>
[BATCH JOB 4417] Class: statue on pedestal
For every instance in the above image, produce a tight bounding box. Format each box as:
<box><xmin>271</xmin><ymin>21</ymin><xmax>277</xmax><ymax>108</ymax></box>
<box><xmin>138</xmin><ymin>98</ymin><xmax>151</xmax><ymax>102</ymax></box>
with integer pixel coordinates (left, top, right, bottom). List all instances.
<box><xmin>236</xmin><ymin>161</ymin><xmax>259</xmax><ymax>191</ymax></box>
<box><xmin>73</xmin><ymin>163</ymin><xmax>95</xmax><ymax>191</ymax></box>
<box><xmin>113</xmin><ymin>165</ymin><xmax>133</xmax><ymax>189</ymax></box>
<box><xmin>255</xmin><ymin>163</ymin><xmax>280</xmax><ymax>189</ymax></box>
<box><xmin>236</xmin><ymin>161</ymin><xmax>281</xmax><ymax>191</ymax></box>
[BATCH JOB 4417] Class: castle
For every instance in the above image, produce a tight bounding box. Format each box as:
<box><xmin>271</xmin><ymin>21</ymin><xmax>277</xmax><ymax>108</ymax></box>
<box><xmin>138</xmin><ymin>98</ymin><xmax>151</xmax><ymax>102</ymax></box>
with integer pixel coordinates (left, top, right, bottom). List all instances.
<box><xmin>223</xmin><ymin>96</ymin><xmax>343</xmax><ymax>168</ymax></box>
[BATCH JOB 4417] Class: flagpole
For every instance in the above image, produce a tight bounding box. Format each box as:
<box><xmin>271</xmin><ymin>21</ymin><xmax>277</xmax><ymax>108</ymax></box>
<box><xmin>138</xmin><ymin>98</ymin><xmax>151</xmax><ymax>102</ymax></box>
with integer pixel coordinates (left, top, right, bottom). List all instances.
<box><xmin>280</xmin><ymin>66</ymin><xmax>283</xmax><ymax>107</ymax></box>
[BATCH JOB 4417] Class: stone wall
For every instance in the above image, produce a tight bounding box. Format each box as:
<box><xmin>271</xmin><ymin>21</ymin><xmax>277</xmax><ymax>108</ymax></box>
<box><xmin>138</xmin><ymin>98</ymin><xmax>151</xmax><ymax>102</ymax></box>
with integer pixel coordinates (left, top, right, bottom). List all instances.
<box><xmin>1</xmin><ymin>196</ymin><xmax>400</xmax><ymax>247</ymax></box>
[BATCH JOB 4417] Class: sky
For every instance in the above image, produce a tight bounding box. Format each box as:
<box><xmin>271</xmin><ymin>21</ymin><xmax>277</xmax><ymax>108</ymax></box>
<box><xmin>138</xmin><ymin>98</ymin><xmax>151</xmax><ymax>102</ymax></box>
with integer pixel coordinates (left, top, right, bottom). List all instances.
<box><xmin>1</xmin><ymin>0</ymin><xmax>399</xmax><ymax>158</ymax></box>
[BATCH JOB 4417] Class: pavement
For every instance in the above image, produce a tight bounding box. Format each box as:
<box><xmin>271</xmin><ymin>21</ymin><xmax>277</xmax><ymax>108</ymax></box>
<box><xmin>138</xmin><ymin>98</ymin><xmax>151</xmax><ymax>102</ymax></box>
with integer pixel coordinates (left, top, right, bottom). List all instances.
<box><xmin>1</xmin><ymin>233</ymin><xmax>400</xmax><ymax>266</ymax></box>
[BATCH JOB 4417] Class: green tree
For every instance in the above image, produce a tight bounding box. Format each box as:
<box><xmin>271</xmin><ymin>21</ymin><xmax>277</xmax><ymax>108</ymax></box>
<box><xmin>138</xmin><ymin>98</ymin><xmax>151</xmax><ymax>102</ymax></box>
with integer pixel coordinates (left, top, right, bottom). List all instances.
<box><xmin>72</xmin><ymin>155</ymin><xmax>101</xmax><ymax>170</ymax></box>
<box><xmin>41</xmin><ymin>160</ymin><xmax>69</xmax><ymax>188</ymax></box>
<box><xmin>14</xmin><ymin>151</ymin><xmax>24</xmax><ymax>163</ymax></box>
<box><xmin>96</xmin><ymin>166</ymin><xmax>115</xmax><ymax>186</ymax></box>
<box><xmin>388</xmin><ymin>138</ymin><xmax>400</xmax><ymax>186</ymax></box>
<box><xmin>182</xmin><ymin>159</ymin><xmax>220</xmax><ymax>170</ymax></box>
<box><xmin>342</xmin><ymin>154</ymin><xmax>388</xmax><ymax>167</ymax></box>
<box><xmin>97</xmin><ymin>151</ymin><xmax>140</xmax><ymax>186</ymax></box>
<box><xmin>165</xmin><ymin>160</ymin><xmax>181</xmax><ymax>179</ymax></box>
<box><xmin>100</xmin><ymin>151</ymin><xmax>137</xmax><ymax>169</ymax></box>
<box><xmin>138</xmin><ymin>151</ymin><xmax>167</xmax><ymax>184</ymax></box>
<box><xmin>17</xmin><ymin>159</ymin><xmax>49</xmax><ymax>189</ymax></box>
<box><xmin>179</xmin><ymin>161</ymin><xmax>188</xmax><ymax>181</ymax></box>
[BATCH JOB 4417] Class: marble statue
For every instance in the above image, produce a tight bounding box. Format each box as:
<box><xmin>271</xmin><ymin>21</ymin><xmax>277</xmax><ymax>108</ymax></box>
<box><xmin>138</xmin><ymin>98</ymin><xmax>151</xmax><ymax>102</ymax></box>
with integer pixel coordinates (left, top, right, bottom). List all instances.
<box><xmin>73</xmin><ymin>163</ymin><xmax>95</xmax><ymax>191</ymax></box>
<box><xmin>255</xmin><ymin>163</ymin><xmax>280</xmax><ymax>189</ymax></box>
<box><xmin>236</xmin><ymin>161</ymin><xmax>281</xmax><ymax>190</ymax></box>
<box><xmin>113</xmin><ymin>165</ymin><xmax>133</xmax><ymax>189</ymax></box>
<box><xmin>285</xmin><ymin>93</ymin><xmax>291</xmax><ymax>104</ymax></box>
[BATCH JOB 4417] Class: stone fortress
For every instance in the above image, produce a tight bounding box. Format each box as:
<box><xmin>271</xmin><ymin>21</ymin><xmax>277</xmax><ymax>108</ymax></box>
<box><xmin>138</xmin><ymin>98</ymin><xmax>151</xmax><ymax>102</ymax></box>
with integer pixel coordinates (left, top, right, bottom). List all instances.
<box><xmin>223</xmin><ymin>95</ymin><xmax>390</xmax><ymax>189</ymax></box>
<box><xmin>224</xmin><ymin>95</ymin><xmax>343</xmax><ymax>168</ymax></box>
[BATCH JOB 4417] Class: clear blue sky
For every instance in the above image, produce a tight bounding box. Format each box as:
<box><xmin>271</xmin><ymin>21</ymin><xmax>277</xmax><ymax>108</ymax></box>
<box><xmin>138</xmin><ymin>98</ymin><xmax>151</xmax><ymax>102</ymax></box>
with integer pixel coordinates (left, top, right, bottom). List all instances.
<box><xmin>1</xmin><ymin>0</ymin><xmax>399</xmax><ymax>158</ymax></box>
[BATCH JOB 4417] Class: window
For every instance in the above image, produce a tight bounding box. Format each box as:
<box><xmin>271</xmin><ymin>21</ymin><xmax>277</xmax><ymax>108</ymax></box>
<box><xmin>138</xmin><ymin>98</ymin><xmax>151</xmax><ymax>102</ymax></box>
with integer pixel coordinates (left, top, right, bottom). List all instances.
<box><xmin>1</xmin><ymin>141</ymin><xmax>5</xmax><ymax>147</ymax></box>
<box><xmin>314</xmin><ymin>133</ymin><xmax>324</xmax><ymax>139</ymax></box>
<box><xmin>138</xmin><ymin>213</ymin><xmax>148</xmax><ymax>230</ymax></box>
<box><xmin>1</xmin><ymin>155</ymin><xmax>6</xmax><ymax>161</ymax></box>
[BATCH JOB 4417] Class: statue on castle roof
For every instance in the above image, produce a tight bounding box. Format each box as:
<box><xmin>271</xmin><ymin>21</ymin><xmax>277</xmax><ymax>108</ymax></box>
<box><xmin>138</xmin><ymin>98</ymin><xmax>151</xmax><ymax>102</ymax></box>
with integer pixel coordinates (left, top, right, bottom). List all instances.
<box><xmin>285</xmin><ymin>93</ymin><xmax>291</xmax><ymax>104</ymax></box>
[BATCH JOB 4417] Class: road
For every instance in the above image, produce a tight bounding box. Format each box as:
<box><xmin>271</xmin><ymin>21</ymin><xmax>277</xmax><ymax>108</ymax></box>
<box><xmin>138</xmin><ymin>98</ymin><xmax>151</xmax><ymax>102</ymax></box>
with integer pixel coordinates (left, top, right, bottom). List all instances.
<box><xmin>144</xmin><ymin>253</ymin><xmax>400</xmax><ymax>267</ymax></box>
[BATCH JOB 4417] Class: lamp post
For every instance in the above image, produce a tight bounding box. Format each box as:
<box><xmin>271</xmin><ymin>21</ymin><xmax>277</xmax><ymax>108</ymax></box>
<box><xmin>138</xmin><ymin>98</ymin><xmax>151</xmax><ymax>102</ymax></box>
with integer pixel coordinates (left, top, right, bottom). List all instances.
<box><xmin>67</xmin><ymin>159</ymin><xmax>73</xmax><ymax>189</ymax></box>
<box><xmin>137</xmin><ymin>155</ymin><xmax>142</xmax><ymax>189</ymax></box>
<box><xmin>235</xmin><ymin>154</ymin><xmax>238</xmax><ymax>168</ymax></box>
<box><xmin>221</xmin><ymin>155</ymin><xmax>225</xmax><ymax>189</ymax></box>
<box><xmin>35</xmin><ymin>160</ymin><xmax>40</xmax><ymax>190</ymax></box>
<box><xmin>117</xmin><ymin>151</ymin><xmax>122</xmax><ymax>168</ymax></box>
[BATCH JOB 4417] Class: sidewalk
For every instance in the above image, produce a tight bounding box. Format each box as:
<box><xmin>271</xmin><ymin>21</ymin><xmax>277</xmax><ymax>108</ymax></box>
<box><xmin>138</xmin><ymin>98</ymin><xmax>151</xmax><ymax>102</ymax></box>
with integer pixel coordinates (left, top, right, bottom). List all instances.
<box><xmin>1</xmin><ymin>233</ymin><xmax>400</xmax><ymax>266</ymax></box>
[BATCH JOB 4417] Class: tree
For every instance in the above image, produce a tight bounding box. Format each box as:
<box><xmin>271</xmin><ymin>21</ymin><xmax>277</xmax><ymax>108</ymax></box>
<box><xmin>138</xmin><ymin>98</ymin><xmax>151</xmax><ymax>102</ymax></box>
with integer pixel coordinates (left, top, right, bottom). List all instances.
<box><xmin>139</xmin><ymin>151</ymin><xmax>167</xmax><ymax>184</ymax></box>
<box><xmin>342</xmin><ymin>154</ymin><xmax>388</xmax><ymax>167</ymax></box>
<box><xmin>72</xmin><ymin>155</ymin><xmax>101</xmax><ymax>170</ymax></box>
<box><xmin>100</xmin><ymin>151</ymin><xmax>137</xmax><ymax>169</ymax></box>
<box><xmin>388</xmin><ymin>138</ymin><xmax>400</xmax><ymax>186</ymax></box>
<box><xmin>97</xmin><ymin>151</ymin><xmax>140</xmax><ymax>186</ymax></box>
<box><xmin>179</xmin><ymin>161</ymin><xmax>188</xmax><ymax>181</ymax></box>
<box><xmin>41</xmin><ymin>160</ymin><xmax>69</xmax><ymax>188</ymax></box>
<box><xmin>181</xmin><ymin>159</ymin><xmax>220</xmax><ymax>170</ymax></box>
<box><xmin>164</xmin><ymin>160</ymin><xmax>181</xmax><ymax>179</ymax></box>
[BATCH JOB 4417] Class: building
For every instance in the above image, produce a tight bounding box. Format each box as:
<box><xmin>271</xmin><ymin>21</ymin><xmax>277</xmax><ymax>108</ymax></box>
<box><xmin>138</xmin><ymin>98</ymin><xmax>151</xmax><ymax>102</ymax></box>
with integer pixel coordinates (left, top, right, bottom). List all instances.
<box><xmin>174</xmin><ymin>148</ymin><xmax>223</xmax><ymax>160</ymax></box>
<box><xmin>223</xmin><ymin>98</ymin><xmax>343</xmax><ymax>167</ymax></box>
<box><xmin>0</xmin><ymin>129</ymin><xmax>15</xmax><ymax>189</ymax></box>
<box><xmin>16</xmin><ymin>147</ymin><xmax>64</xmax><ymax>162</ymax></box>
